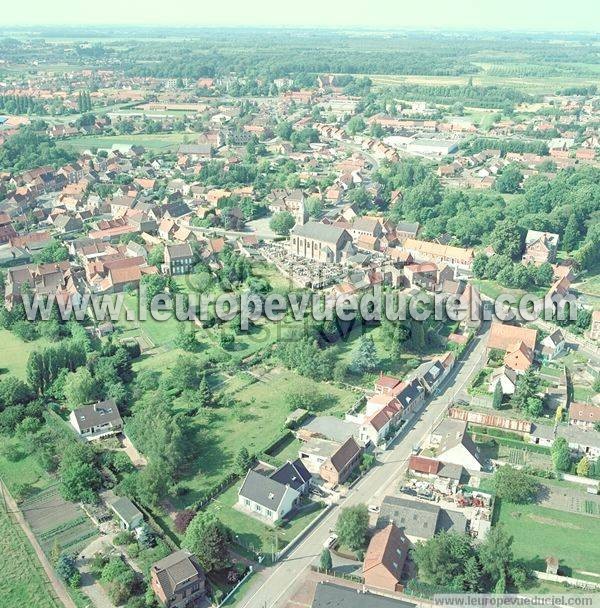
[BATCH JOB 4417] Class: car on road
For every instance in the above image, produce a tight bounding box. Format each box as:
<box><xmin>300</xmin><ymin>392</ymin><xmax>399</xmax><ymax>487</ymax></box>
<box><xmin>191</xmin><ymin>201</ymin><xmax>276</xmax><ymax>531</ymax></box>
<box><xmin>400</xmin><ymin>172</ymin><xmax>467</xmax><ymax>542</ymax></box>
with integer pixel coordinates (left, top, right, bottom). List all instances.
<box><xmin>323</xmin><ymin>534</ymin><xmax>338</xmax><ymax>549</ymax></box>
<box><xmin>368</xmin><ymin>505</ymin><xmax>380</xmax><ymax>514</ymax></box>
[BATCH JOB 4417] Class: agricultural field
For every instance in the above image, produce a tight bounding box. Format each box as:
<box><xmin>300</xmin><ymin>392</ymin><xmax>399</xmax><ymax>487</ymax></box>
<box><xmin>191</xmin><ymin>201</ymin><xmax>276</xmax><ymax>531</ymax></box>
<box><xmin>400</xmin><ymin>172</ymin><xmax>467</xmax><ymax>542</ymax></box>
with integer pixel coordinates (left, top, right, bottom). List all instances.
<box><xmin>0</xmin><ymin>507</ymin><xmax>61</xmax><ymax>608</ymax></box>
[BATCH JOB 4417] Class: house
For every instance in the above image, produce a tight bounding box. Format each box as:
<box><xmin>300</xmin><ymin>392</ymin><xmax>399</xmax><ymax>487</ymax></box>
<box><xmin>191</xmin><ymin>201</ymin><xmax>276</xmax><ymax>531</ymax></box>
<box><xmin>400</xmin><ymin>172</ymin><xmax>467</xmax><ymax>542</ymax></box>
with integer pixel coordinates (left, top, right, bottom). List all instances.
<box><xmin>541</xmin><ymin>329</ymin><xmax>566</xmax><ymax>360</ymax></box>
<box><xmin>289</xmin><ymin>221</ymin><xmax>353</xmax><ymax>264</ymax></box>
<box><xmin>69</xmin><ymin>399</ymin><xmax>123</xmax><ymax>440</ymax></box>
<box><xmin>522</xmin><ymin>230</ymin><xmax>559</xmax><ymax>264</ymax></box>
<box><xmin>488</xmin><ymin>366</ymin><xmax>518</xmax><ymax>396</ymax></box>
<box><xmin>374</xmin><ymin>374</ymin><xmax>404</xmax><ymax>396</ymax></box>
<box><xmin>150</xmin><ymin>550</ymin><xmax>206</xmax><ymax>608</ymax></box>
<box><xmin>360</xmin><ymin>398</ymin><xmax>403</xmax><ymax>446</ymax></box>
<box><xmin>363</xmin><ymin>524</ymin><xmax>410</xmax><ymax>592</ymax></box>
<box><xmin>408</xmin><ymin>455</ymin><xmax>464</xmax><ymax>482</ymax></box>
<box><xmin>430</xmin><ymin>418</ymin><xmax>482</xmax><ymax>471</ymax></box>
<box><xmin>108</xmin><ymin>496</ymin><xmax>144</xmax><ymax>531</ymax></box>
<box><xmin>269</xmin><ymin>459</ymin><xmax>312</xmax><ymax>495</ymax></box>
<box><xmin>402</xmin><ymin>238</ymin><xmax>473</xmax><ymax>271</ymax></box>
<box><xmin>164</xmin><ymin>243</ymin><xmax>194</xmax><ymax>275</ymax></box>
<box><xmin>376</xmin><ymin>496</ymin><xmax>467</xmax><ymax>542</ymax></box>
<box><xmin>487</xmin><ymin>322</ymin><xmax>537</xmax><ymax>373</ymax></box>
<box><xmin>569</xmin><ymin>403</ymin><xmax>600</xmax><ymax>430</ymax></box>
<box><xmin>53</xmin><ymin>215</ymin><xmax>83</xmax><ymax>234</ymax></box>
<box><xmin>311</xmin><ymin>582</ymin><xmax>414</xmax><ymax>608</ymax></box>
<box><xmin>395</xmin><ymin>378</ymin><xmax>426</xmax><ymax>418</ymax></box>
<box><xmin>312</xmin><ymin>437</ymin><xmax>362</xmax><ymax>486</ymax></box>
<box><xmin>238</xmin><ymin>470</ymin><xmax>300</xmax><ymax>523</ymax></box>
<box><xmin>413</xmin><ymin>354</ymin><xmax>453</xmax><ymax>394</ymax></box>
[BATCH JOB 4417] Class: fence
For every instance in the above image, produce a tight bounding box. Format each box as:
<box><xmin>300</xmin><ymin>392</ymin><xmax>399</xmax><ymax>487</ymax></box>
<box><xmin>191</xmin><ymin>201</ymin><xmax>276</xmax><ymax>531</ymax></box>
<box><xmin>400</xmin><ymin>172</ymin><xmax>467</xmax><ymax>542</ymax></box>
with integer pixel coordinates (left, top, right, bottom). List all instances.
<box><xmin>217</xmin><ymin>566</ymin><xmax>255</xmax><ymax>607</ymax></box>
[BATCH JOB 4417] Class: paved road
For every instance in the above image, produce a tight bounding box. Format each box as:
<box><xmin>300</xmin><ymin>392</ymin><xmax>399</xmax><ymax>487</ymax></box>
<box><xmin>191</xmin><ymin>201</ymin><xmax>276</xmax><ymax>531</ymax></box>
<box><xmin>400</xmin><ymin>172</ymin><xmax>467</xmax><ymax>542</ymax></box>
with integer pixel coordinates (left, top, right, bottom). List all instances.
<box><xmin>239</xmin><ymin>324</ymin><xmax>490</xmax><ymax>608</ymax></box>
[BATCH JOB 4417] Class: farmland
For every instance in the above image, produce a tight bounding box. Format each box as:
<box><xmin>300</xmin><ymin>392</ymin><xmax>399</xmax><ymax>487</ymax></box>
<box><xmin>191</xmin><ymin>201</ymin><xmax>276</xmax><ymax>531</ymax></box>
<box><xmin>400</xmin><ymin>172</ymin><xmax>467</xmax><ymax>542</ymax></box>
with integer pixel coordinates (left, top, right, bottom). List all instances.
<box><xmin>0</xmin><ymin>507</ymin><xmax>61</xmax><ymax>608</ymax></box>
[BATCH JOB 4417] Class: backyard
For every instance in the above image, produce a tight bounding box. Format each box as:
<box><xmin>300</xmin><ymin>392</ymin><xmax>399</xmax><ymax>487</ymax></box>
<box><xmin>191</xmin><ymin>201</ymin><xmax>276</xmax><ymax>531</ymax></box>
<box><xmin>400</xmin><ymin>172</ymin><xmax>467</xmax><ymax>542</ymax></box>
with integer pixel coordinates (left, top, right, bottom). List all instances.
<box><xmin>169</xmin><ymin>366</ymin><xmax>357</xmax><ymax>509</ymax></box>
<box><xmin>495</xmin><ymin>499</ymin><xmax>600</xmax><ymax>578</ymax></box>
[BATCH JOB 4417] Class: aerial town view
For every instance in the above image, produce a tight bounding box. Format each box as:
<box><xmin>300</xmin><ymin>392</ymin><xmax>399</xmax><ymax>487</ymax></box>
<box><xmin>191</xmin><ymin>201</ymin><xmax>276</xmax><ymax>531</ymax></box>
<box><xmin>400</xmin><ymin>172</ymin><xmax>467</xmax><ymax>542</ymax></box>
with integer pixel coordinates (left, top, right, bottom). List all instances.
<box><xmin>0</xmin><ymin>2</ymin><xmax>600</xmax><ymax>608</ymax></box>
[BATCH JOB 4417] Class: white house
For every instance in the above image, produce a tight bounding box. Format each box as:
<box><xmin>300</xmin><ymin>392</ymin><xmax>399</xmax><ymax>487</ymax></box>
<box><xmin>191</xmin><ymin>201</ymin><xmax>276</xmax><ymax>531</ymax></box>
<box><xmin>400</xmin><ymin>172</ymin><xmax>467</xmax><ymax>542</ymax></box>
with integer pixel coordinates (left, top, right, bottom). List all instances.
<box><xmin>69</xmin><ymin>399</ymin><xmax>123</xmax><ymax>440</ymax></box>
<box><xmin>541</xmin><ymin>329</ymin><xmax>566</xmax><ymax>361</ymax></box>
<box><xmin>488</xmin><ymin>366</ymin><xmax>518</xmax><ymax>396</ymax></box>
<box><xmin>430</xmin><ymin>419</ymin><xmax>482</xmax><ymax>471</ymax></box>
<box><xmin>238</xmin><ymin>470</ymin><xmax>300</xmax><ymax>523</ymax></box>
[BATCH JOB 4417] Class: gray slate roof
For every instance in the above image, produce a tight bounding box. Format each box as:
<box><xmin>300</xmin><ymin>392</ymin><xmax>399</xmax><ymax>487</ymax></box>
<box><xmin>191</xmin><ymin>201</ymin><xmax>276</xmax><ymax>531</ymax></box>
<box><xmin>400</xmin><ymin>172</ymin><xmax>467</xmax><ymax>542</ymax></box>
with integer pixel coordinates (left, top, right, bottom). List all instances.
<box><xmin>151</xmin><ymin>550</ymin><xmax>205</xmax><ymax>598</ymax></box>
<box><xmin>72</xmin><ymin>399</ymin><xmax>122</xmax><ymax>430</ymax></box>
<box><xmin>291</xmin><ymin>221</ymin><xmax>349</xmax><ymax>245</ymax></box>
<box><xmin>312</xmin><ymin>582</ymin><xmax>415</xmax><ymax>608</ymax></box>
<box><xmin>239</xmin><ymin>470</ymin><xmax>298</xmax><ymax>511</ymax></box>
<box><xmin>377</xmin><ymin>496</ymin><xmax>466</xmax><ymax>539</ymax></box>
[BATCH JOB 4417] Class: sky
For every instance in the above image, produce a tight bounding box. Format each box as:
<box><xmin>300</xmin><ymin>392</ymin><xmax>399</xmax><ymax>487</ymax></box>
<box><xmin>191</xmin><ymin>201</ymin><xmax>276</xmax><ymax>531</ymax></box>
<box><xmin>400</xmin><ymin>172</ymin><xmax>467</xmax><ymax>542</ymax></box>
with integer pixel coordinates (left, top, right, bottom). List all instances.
<box><xmin>3</xmin><ymin>0</ymin><xmax>600</xmax><ymax>31</ymax></box>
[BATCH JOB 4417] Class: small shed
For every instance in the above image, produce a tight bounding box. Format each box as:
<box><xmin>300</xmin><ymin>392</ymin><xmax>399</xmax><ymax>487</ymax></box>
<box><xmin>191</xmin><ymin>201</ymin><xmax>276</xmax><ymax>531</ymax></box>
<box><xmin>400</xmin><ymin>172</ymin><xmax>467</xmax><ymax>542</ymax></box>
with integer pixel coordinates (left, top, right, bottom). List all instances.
<box><xmin>109</xmin><ymin>497</ymin><xmax>144</xmax><ymax>531</ymax></box>
<box><xmin>545</xmin><ymin>556</ymin><xmax>559</xmax><ymax>575</ymax></box>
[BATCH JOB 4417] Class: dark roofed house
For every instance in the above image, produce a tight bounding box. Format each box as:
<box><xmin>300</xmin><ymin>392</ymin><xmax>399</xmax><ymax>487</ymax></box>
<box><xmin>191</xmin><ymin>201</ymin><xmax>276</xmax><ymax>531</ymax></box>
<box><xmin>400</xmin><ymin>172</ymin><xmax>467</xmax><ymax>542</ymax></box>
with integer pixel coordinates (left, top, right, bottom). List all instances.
<box><xmin>150</xmin><ymin>549</ymin><xmax>206</xmax><ymax>608</ymax></box>
<box><xmin>238</xmin><ymin>470</ymin><xmax>300</xmax><ymax>523</ymax></box>
<box><xmin>269</xmin><ymin>459</ymin><xmax>312</xmax><ymax>495</ymax></box>
<box><xmin>376</xmin><ymin>496</ymin><xmax>466</xmax><ymax>541</ymax></box>
<box><xmin>312</xmin><ymin>582</ymin><xmax>415</xmax><ymax>608</ymax></box>
<box><xmin>319</xmin><ymin>437</ymin><xmax>362</xmax><ymax>486</ymax></box>
<box><xmin>165</xmin><ymin>243</ymin><xmax>194</xmax><ymax>275</ymax></box>
<box><xmin>68</xmin><ymin>399</ymin><xmax>122</xmax><ymax>440</ymax></box>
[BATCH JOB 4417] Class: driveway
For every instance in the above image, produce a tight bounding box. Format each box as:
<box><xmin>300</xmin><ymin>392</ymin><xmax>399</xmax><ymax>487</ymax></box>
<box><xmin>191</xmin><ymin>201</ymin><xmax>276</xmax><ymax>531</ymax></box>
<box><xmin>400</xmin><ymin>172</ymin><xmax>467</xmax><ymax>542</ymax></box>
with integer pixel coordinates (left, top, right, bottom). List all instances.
<box><xmin>76</xmin><ymin>533</ymin><xmax>118</xmax><ymax>608</ymax></box>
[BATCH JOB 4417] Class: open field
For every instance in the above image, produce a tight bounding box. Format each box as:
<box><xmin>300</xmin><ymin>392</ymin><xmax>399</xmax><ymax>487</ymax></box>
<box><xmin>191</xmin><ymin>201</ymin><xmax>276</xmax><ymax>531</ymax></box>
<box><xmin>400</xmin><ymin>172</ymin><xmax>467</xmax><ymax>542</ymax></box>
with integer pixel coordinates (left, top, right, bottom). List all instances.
<box><xmin>170</xmin><ymin>367</ymin><xmax>356</xmax><ymax>508</ymax></box>
<box><xmin>496</xmin><ymin>499</ymin><xmax>600</xmax><ymax>577</ymax></box>
<box><xmin>0</xmin><ymin>506</ymin><xmax>61</xmax><ymax>608</ymax></box>
<box><xmin>63</xmin><ymin>132</ymin><xmax>190</xmax><ymax>152</ymax></box>
<box><xmin>0</xmin><ymin>329</ymin><xmax>52</xmax><ymax>379</ymax></box>
<box><xmin>370</xmin><ymin>67</ymin><xmax>600</xmax><ymax>96</ymax></box>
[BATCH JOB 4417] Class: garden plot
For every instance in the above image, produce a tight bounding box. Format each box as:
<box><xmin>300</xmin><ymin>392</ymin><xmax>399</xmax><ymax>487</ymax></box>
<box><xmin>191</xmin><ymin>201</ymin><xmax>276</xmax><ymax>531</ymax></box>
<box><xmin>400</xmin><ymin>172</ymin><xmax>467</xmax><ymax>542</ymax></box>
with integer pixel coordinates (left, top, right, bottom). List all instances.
<box><xmin>21</xmin><ymin>485</ymin><xmax>98</xmax><ymax>555</ymax></box>
<box><xmin>536</xmin><ymin>483</ymin><xmax>600</xmax><ymax>518</ymax></box>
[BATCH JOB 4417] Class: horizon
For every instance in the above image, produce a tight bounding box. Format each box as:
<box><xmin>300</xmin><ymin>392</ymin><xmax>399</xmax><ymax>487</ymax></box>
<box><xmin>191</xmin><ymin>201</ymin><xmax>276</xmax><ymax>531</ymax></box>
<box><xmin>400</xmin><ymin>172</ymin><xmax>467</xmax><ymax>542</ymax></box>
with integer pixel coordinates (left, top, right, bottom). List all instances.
<box><xmin>2</xmin><ymin>0</ymin><xmax>600</xmax><ymax>32</ymax></box>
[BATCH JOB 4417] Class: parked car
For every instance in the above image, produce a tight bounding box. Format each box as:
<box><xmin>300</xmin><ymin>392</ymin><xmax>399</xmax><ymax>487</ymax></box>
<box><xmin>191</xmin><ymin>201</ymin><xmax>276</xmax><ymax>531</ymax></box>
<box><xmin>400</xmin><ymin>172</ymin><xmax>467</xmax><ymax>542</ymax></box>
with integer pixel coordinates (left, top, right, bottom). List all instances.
<box><xmin>323</xmin><ymin>534</ymin><xmax>338</xmax><ymax>549</ymax></box>
<box><xmin>368</xmin><ymin>505</ymin><xmax>380</xmax><ymax>514</ymax></box>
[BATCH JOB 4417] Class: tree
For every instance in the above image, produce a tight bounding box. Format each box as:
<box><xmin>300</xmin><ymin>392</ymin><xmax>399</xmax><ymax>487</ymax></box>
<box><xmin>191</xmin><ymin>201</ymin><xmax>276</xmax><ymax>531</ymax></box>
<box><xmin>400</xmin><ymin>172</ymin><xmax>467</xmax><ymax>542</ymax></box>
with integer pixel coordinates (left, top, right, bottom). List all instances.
<box><xmin>495</xmin><ymin>164</ymin><xmax>523</xmax><ymax>194</ymax></box>
<box><xmin>411</xmin><ymin>531</ymin><xmax>476</xmax><ymax>589</ymax></box>
<box><xmin>0</xmin><ymin>376</ymin><xmax>34</xmax><ymax>407</ymax></box>
<box><xmin>551</xmin><ymin>437</ymin><xmax>572</xmax><ymax>472</ymax></box>
<box><xmin>147</xmin><ymin>244</ymin><xmax>165</xmax><ymax>267</ymax></box>
<box><xmin>562</xmin><ymin>214</ymin><xmax>581</xmax><ymax>252</ymax></box>
<box><xmin>492</xmin><ymin>466</ymin><xmax>538</xmax><ymax>504</ymax></box>
<box><xmin>59</xmin><ymin>459</ymin><xmax>101</xmax><ymax>504</ymax></box>
<box><xmin>335</xmin><ymin>504</ymin><xmax>369</xmax><ymax>551</ymax></box>
<box><xmin>320</xmin><ymin>548</ymin><xmax>333</xmax><ymax>571</ymax></box>
<box><xmin>63</xmin><ymin>367</ymin><xmax>97</xmax><ymax>409</ymax></box>
<box><xmin>183</xmin><ymin>512</ymin><xmax>230</xmax><ymax>572</ymax></box>
<box><xmin>174</xmin><ymin>324</ymin><xmax>198</xmax><ymax>351</ymax></box>
<box><xmin>492</xmin><ymin>381</ymin><xmax>503</xmax><ymax>410</ymax></box>
<box><xmin>478</xmin><ymin>525</ymin><xmax>521</xmax><ymax>589</ymax></box>
<box><xmin>234</xmin><ymin>447</ymin><xmax>255</xmax><ymax>475</ymax></box>
<box><xmin>472</xmin><ymin>253</ymin><xmax>488</xmax><ymax>279</ymax></box>
<box><xmin>56</xmin><ymin>553</ymin><xmax>78</xmax><ymax>581</ymax></box>
<box><xmin>174</xmin><ymin>509</ymin><xmax>196</xmax><ymax>534</ymax></box>
<box><xmin>346</xmin><ymin>116</ymin><xmax>366</xmax><ymax>135</ymax></box>
<box><xmin>138</xmin><ymin>523</ymin><xmax>157</xmax><ymax>549</ymax></box>
<box><xmin>576</xmin><ymin>456</ymin><xmax>590</xmax><ymax>477</ymax></box>
<box><xmin>490</xmin><ymin>221</ymin><xmax>523</xmax><ymax>259</ymax></box>
<box><xmin>350</xmin><ymin>335</ymin><xmax>378</xmax><ymax>374</ymax></box>
<box><xmin>269</xmin><ymin>211</ymin><xmax>296</xmax><ymax>236</ymax></box>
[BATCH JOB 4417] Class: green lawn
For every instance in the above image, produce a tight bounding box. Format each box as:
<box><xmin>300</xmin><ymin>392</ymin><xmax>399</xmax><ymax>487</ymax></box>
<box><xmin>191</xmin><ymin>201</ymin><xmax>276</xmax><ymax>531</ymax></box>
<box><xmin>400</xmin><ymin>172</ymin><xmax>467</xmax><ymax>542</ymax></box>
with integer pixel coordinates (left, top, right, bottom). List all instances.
<box><xmin>205</xmin><ymin>481</ymin><xmax>324</xmax><ymax>556</ymax></box>
<box><xmin>0</xmin><ymin>508</ymin><xmax>60</xmax><ymax>608</ymax></box>
<box><xmin>170</xmin><ymin>367</ymin><xmax>356</xmax><ymax>508</ymax></box>
<box><xmin>63</xmin><ymin>132</ymin><xmax>190</xmax><ymax>152</ymax></box>
<box><xmin>0</xmin><ymin>330</ymin><xmax>52</xmax><ymax>380</ymax></box>
<box><xmin>496</xmin><ymin>500</ymin><xmax>600</xmax><ymax>577</ymax></box>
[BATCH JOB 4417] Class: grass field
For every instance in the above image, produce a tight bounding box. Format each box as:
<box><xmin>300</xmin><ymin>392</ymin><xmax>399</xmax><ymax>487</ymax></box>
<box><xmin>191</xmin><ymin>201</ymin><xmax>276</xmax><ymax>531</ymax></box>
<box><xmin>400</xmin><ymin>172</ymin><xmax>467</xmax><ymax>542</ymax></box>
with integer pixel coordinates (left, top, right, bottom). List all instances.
<box><xmin>0</xmin><ymin>330</ymin><xmax>52</xmax><ymax>379</ymax></box>
<box><xmin>170</xmin><ymin>367</ymin><xmax>356</xmax><ymax>508</ymax></box>
<box><xmin>0</xmin><ymin>507</ymin><xmax>60</xmax><ymax>608</ymax></box>
<box><xmin>496</xmin><ymin>499</ymin><xmax>600</xmax><ymax>577</ymax></box>
<box><xmin>63</xmin><ymin>132</ymin><xmax>190</xmax><ymax>152</ymax></box>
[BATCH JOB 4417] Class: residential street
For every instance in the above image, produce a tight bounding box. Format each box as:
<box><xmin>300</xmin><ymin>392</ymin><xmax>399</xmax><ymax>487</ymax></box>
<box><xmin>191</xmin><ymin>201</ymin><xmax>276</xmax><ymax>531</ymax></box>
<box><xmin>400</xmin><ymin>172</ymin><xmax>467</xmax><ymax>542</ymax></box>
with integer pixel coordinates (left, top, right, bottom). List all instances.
<box><xmin>239</xmin><ymin>323</ymin><xmax>490</xmax><ymax>608</ymax></box>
